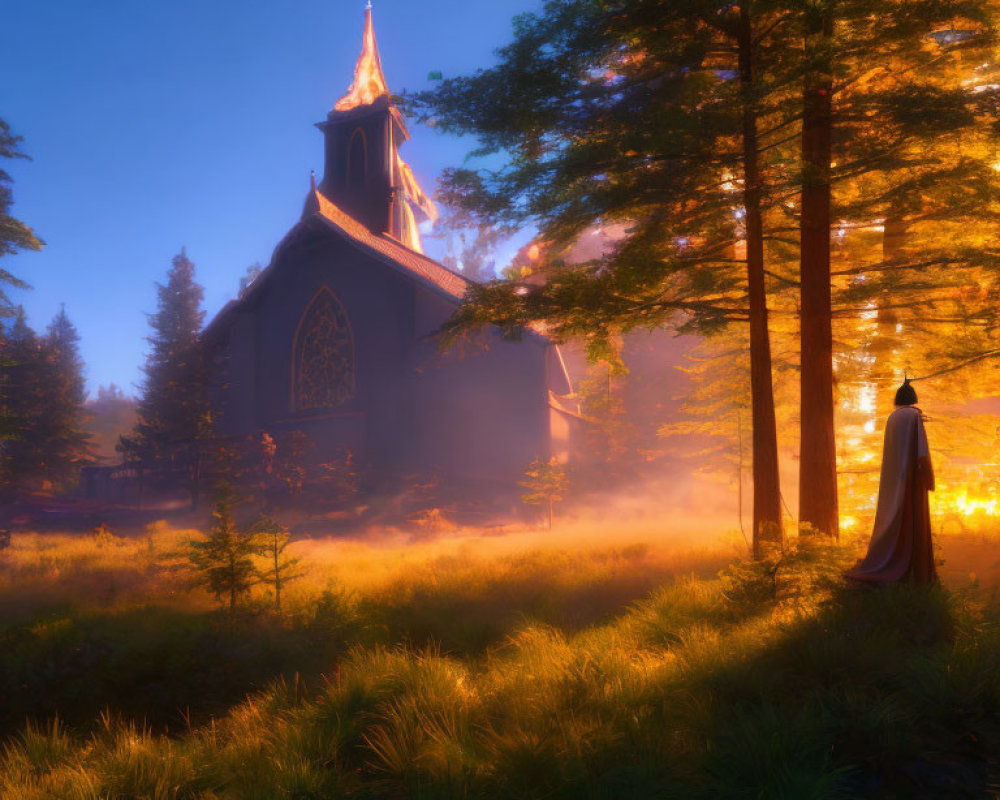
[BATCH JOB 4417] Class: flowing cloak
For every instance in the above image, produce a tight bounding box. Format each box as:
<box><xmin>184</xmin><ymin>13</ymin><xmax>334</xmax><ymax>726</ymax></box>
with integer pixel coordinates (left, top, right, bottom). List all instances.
<box><xmin>846</xmin><ymin>406</ymin><xmax>936</xmax><ymax>585</ymax></box>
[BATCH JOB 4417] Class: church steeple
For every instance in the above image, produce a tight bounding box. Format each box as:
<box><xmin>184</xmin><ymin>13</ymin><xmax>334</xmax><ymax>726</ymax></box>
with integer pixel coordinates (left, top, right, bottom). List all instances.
<box><xmin>315</xmin><ymin>5</ymin><xmax>407</xmax><ymax>241</ymax></box>
<box><xmin>314</xmin><ymin>4</ymin><xmax>435</xmax><ymax>252</ymax></box>
<box><xmin>334</xmin><ymin>3</ymin><xmax>389</xmax><ymax>112</ymax></box>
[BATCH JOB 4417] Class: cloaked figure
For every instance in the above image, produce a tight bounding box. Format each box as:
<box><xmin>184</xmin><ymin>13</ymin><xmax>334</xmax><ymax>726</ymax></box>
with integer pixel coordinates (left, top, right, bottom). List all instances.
<box><xmin>846</xmin><ymin>379</ymin><xmax>937</xmax><ymax>585</ymax></box>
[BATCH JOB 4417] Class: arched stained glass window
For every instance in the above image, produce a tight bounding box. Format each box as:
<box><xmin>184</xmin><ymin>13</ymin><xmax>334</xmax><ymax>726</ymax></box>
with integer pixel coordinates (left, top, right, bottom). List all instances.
<box><xmin>293</xmin><ymin>287</ymin><xmax>355</xmax><ymax>413</ymax></box>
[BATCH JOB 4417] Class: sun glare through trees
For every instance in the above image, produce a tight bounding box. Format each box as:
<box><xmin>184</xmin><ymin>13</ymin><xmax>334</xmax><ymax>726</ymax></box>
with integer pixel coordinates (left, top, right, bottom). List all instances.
<box><xmin>1</xmin><ymin>1</ymin><xmax>1000</xmax><ymax>796</ymax></box>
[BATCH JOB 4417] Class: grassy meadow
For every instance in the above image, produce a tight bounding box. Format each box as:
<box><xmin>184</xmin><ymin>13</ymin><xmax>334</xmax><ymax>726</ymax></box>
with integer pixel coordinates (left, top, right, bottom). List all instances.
<box><xmin>0</xmin><ymin>520</ymin><xmax>997</xmax><ymax>798</ymax></box>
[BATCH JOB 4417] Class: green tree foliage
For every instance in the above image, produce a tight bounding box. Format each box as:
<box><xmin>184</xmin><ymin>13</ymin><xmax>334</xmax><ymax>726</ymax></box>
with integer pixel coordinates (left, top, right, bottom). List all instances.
<box><xmin>660</xmin><ymin>336</ymin><xmax>752</xmax><ymax>479</ymax></box>
<box><xmin>0</xmin><ymin>120</ymin><xmax>42</xmax><ymax>456</ymax></box>
<box><xmin>414</xmin><ymin>0</ymin><xmax>1000</xmax><ymax>541</ymax></box>
<box><xmin>249</xmin><ymin>514</ymin><xmax>304</xmax><ymax>613</ymax></box>
<box><xmin>786</xmin><ymin>0</ymin><xmax>1000</xmax><ymax>538</ymax></box>
<box><xmin>39</xmin><ymin>305</ymin><xmax>92</xmax><ymax>488</ymax></box>
<box><xmin>0</xmin><ymin>308</ymin><xmax>45</xmax><ymax>492</ymax></box>
<box><xmin>411</xmin><ymin>0</ymin><xmax>791</xmax><ymax>551</ymax></box>
<box><xmin>520</xmin><ymin>457</ymin><xmax>568</xmax><ymax>529</ymax></box>
<box><xmin>576</xmin><ymin>360</ymin><xmax>631</xmax><ymax>465</ymax></box>
<box><xmin>121</xmin><ymin>249</ymin><xmax>211</xmax><ymax>507</ymax></box>
<box><xmin>413</xmin><ymin>1</ymin><xmax>754</xmax><ymax>342</ymax></box>
<box><xmin>820</xmin><ymin>7</ymin><xmax>999</xmax><ymax>534</ymax></box>
<box><xmin>0</xmin><ymin>119</ymin><xmax>42</xmax><ymax>318</ymax></box>
<box><xmin>664</xmin><ymin>7</ymin><xmax>1000</xmax><ymax>535</ymax></box>
<box><xmin>188</xmin><ymin>486</ymin><xmax>260</xmax><ymax>612</ymax></box>
<box><xmin>0</xmin><ymin>306</ymin><xmax>91</xmax><ymax>495</ymax></box>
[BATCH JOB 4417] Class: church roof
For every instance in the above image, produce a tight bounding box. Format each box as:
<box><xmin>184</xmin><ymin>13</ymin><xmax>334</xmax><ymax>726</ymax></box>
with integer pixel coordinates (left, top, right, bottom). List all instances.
<box><xmin>311</xmin><ymin>188</ymin><xmax>469</xmax><ymax>299</ymax></box>
<box><xmin>202</xmin><ymin>187</ymin><xmax>471</xmax><ymax>344</ymax></box>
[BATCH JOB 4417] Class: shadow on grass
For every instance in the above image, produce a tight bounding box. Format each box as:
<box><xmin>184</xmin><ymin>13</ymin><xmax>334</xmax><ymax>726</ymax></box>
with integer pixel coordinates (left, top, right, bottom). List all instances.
<box><xmin>685</xmin><ymin>581</ymin><xmax>1000</xmax><ymax>799</ymax></box>
<box><xmin>365</xmin><ymin>548</ymin><xmax>727</xmax><ymax>655</ymax></box>
<box><xmin>419</xmin><ymin>579</ymin><xmax>998</xmax><ymax>800</ymax></box>
<box><xmin>0</xmin><ymin>604</ymin><xmax>358</xmax><ymax>737</ymax></box>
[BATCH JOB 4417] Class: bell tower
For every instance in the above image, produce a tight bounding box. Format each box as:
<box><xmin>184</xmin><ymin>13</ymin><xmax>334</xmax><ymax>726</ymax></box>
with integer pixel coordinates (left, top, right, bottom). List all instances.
<box><xmin>316</xmin><ymin>4</ymin><xmax>411</xmax><ymax>240</ymax></box>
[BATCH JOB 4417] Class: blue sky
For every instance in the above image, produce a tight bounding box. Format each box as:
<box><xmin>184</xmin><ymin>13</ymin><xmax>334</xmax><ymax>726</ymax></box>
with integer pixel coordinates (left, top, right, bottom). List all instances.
<box><xmin>3</xmin><ymin>0</ymin><xmax>538</xmax><ymax>397</ymax></box>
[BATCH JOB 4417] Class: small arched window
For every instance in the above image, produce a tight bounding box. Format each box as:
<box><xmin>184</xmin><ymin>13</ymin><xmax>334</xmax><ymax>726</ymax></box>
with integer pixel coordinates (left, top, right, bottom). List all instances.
<box><xmin>347</xmin><ymin>128</ymin><xmax>367</xmax><ymax>189</ymax></box>
<box><xmin>292</xmin><ymin>287</ymin><xmax>355</xmax><ymax>413</ymax></box>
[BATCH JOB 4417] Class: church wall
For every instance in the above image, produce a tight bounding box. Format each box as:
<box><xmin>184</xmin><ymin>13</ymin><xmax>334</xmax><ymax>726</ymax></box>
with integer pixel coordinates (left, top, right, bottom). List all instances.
<box><xmin>410</xmin><ymin>288</ymin><xmax>551</xmax><ymax>483</ymax></box>
<box><xmin>220</xmin><ymin>311</ymin><xmax>258</xmax><ymax>436</ymax></box>
<box><xmin>218</xmin><ymin>229</ymin><xmax>556</xmax><ymax>489</ymax></box>
<box><xmin>227</xmin><ymin>233</ymin><xmax>418</xmax><ymax>472</ymax></box>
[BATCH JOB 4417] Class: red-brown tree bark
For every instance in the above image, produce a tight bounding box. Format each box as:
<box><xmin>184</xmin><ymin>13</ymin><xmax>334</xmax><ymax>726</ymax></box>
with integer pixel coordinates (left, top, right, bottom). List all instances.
<box><xmin>738</xmin><ymin>0</ymin><xmax>784</xmax><ymax>556</ymax></box>
<box><xmin>798</xmin><ymin>2</ymin><xmax>839</xmax><ymax>538</ymax></box>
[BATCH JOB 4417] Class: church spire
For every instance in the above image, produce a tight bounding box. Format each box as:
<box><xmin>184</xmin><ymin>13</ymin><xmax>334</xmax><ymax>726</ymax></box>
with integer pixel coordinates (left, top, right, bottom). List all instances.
<box><xmin>313</xmin><ymin>3</ymin><xmax>434</xmax><ymax>250</ymax></box>
<box><xmin>334</xmin><ymin>4</ymin><xmax>389</xmax><ymax>112</ymax></box>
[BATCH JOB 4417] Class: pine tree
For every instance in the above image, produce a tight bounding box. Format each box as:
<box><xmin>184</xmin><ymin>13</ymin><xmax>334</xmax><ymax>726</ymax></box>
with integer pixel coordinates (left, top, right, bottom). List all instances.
<box><xmin>660</xmin><ymin>336</ymin><xmax>753</xmax><ymax>477</ymax></box>
<box><xmin>416</xmin><ymin>0</ymin><xmax>1000</xmax><ymax>544</ymax></box>
<box><xmin>0</xmin><ymin>120</ymin><xmax>42</xmax><ymax>461</ymax></box>
<box><xmin>0</xmin><ymin>307</ymin><xmax>92</xmax><ymax>494</ymax></box>
<box><xmin>412</xmin><ymin>0</ymin><xmax>790</xmax><ymax>553</ymax></box>
<box><xmin>39</xmin><ymin>306</ymin><xmax>92</xmax><ymax>489</ymax></box>
<box><xmin>794</xmin><ymin>1</ymin><xmax>998</xmax><ymax>537</ymax></box>
<box><xmin>0</xmin><ymin>308</ymin><xmax>45</xmax><ymax>493</ymax></box>
<box><xmin>0</xmin><ymin>119</ymin><xmax>42</xmax><ymax>318</ymax></box>
<box><xmin>188</xmin><ymin>485</ymin><xmax>260</xmax><ymax>612</ymax></box>
<box><xmin>575</xmin><ymin>356</ymin><xmax>636</xmax><ymax>478</ymax></box>
<box><xmin>121</xmin><ymin>249</ymin><xmax>211</xmax><ymax>507</ymax></box>
<box><xmin>520</xmin><ymin>458</ymin><xmax>568</xmax><ymax>529</ymax></box>
<box><xmin>249</xmin><ymin>514</ymin><xmax>304</xmax><ymax>614</ymax></box>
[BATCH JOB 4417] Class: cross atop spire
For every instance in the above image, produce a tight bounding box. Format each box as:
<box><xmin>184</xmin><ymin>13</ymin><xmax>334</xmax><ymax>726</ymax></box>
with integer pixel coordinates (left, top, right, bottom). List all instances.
<box><xmin>334</xmin><ymin>4</ymin><xmax>389</xmax><ymax>112</ymax></box>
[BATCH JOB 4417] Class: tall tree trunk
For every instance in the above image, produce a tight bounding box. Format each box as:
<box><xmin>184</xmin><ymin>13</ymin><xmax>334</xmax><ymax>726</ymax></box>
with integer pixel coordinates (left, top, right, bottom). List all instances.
<box><xmin>230</xmin><ymin>552</ymin><xmax>238</xmax><ymax>613</ymax></box>
<box><xmin>739</xmin><ymin>1</ymin><xmax>784</xmax><ymax>557</ymax></box>
<box><xmin>274</xmin><ymin>540</ymin><xmax>282</xmax><ymax>613</ymax></box>
<box><xmin>189</xmin><ymin>443</ymin><xmax>201</xmax><ymax>512</ymax></box>
<box><xmin>798</xmin><ymin>1</ymin><xmax>839</xmax><ymax>538</ymax></box>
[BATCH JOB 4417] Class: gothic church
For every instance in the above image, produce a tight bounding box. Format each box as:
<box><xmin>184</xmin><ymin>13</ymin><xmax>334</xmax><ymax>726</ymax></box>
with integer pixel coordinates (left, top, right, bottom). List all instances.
<box><xmin>203</xmin><ymin>7</ymin><xmax>577</xmax><ymax>492</ymax></box>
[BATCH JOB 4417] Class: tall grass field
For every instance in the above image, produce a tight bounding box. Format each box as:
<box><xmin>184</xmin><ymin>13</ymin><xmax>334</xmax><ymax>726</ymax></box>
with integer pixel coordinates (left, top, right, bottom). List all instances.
<box><xmin>0</xmin><ymin>522</ymin><xmax>997</xmax><ymax>798</ymax></box>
